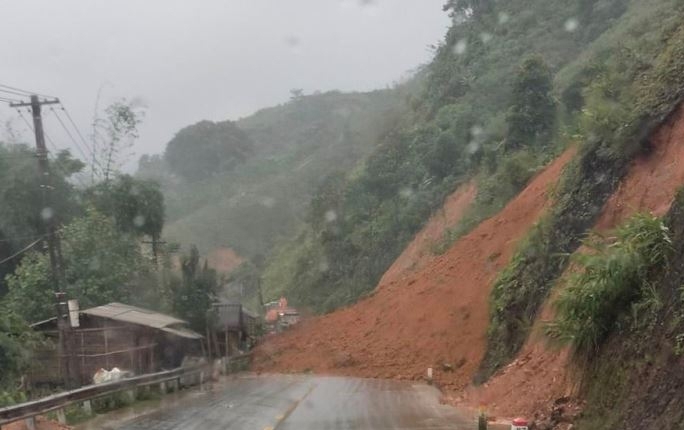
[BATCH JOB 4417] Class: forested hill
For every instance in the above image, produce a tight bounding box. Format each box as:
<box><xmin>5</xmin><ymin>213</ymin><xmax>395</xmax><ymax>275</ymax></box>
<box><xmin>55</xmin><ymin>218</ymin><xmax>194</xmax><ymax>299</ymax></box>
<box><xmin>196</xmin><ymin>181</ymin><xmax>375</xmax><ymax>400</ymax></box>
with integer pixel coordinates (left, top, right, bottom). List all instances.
<box><xmin>137</xmin><ymin>88</ymin><xmax>408</xmax><ymax>260</ymax></box>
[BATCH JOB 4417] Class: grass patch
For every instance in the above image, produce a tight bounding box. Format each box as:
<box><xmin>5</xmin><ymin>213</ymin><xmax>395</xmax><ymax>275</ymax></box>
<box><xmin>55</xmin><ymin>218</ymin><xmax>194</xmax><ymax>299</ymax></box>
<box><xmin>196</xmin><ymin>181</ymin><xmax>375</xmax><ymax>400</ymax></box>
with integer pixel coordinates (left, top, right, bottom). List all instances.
<box><xmin>546</xmin><ymin>214</ymin><xmax>672</xmax><ymax>357</ymax></box>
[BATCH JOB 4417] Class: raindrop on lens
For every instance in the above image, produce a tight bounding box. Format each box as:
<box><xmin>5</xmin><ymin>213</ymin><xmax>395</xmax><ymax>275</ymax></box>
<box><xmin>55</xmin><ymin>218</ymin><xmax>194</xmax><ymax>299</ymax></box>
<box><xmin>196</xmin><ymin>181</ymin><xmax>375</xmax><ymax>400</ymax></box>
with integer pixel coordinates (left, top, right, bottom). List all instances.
<box><xmin>564</xmin><ymin>18</ymin><xmax>579</xmax><ymax>32</ymax></box>
<box><xmin>261</xmin><ymin>197</ymin><xmax>276</xmax><ymax>208</ymax></box>
<box><xmin>453</xmin><ymin>39</ymin><xmax>467</xmax><ymax>55</ymax></box>
<box><xmin>41</xmin><ymin>207</ymin><xmax>54</xmax><ymax>221</ymax></box>
<box><xmin>498</xmin><ymin>12</ymin><xmax>510</xmax><ymax>24</ymax></box>
<box><xmin>133</xmin><ymin>215</ymin><xmax>145</xmax><ymax>227</ymax></box>
<box><xmin>325</xmin><ymin>210</ymin><xmax>337</xmax><ymax>223</ymax></box>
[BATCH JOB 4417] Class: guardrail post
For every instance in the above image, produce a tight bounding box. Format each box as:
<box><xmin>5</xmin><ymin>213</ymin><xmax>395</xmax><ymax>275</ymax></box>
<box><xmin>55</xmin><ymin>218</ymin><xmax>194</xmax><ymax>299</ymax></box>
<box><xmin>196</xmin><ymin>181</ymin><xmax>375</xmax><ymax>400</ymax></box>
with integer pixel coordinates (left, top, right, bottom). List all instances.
<box><xmin>56</xmin><ymin>408</ymin><xmax>67</xmax><ymax>424</ymax></box>
<box><xmin>200</xmin><ymin>371</ymin><xmax>205</xmax><ymax>390</ymax></box>
<box><xmin>24</xmin><ymin>417</ymin><xmax>36</xmax><ymax>430</ymax></box>
<box><xmin>173</xmin><ymin>378</ymin><xmax>179</xmax><ymax>392</ymax></box>
<box><xmin>82</xmin><ymin>400</ymin><xmax>92</xmax><ymax>415</ymax></box>
<box><xmin>159</xmin><ymin>381</ymin><xmax>166</xmax><ymax>393</ymax></box>
<box><xmin>126</xmin><ymin>388</ymin><xmax>136</xmax><ymax>403</ymax></box>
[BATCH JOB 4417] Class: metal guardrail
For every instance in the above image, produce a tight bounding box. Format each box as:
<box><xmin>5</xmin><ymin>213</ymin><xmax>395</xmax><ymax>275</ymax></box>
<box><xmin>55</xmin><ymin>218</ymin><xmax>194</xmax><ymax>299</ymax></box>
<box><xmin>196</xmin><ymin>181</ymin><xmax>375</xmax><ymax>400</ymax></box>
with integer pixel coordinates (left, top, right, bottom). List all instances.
<box><xmin>0</xmin><ymin>364</ymin><xmax>209</xmax><ymax>426</ymax></box>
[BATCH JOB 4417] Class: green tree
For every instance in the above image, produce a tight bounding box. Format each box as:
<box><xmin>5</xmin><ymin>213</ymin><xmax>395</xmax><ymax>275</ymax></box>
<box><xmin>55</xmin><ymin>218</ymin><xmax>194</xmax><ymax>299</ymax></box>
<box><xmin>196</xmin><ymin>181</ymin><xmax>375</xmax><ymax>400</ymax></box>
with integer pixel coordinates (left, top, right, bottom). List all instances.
<box><xmin>0</xmin><ymin>143</ymin><xmax>83</xmax><ymax>295</ymax></box>
<box><xmin>505</xmin><ymin>56</ymin><xmax>556</xmax><ymax>150</ymax></box>
<box><xmin>92</xmin><ymin>99</ymin><xmax>145</xmax><ymax>182</ymax></box>
<box><xmin>0</xmin><ymin>305</ymin><xmax>35</xmax><ymax>393</ymax></box>
<box><xmin>5</xmin><ymin>208</ymin><xmax>150</xmax><ymax>322</ymax></box>
<box><xmin>164</xmin><ymin>120</ymin><xmax>254</xmax><ymax>182</ymax></box>
<box><xmin>86</xmin><ymin>175</ymin><xmax>165</xmax><ymax>243</ymax></box>
<box><xmin>171</xmin><ymin>246</ymin><xmax>218</xmax><ymax>332</ymax></box>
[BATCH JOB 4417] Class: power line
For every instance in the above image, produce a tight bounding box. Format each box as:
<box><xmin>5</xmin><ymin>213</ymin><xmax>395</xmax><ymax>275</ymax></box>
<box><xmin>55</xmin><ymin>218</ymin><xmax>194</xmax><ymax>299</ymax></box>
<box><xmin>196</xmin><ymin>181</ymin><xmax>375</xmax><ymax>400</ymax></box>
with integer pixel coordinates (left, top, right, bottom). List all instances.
<box><xmin>47</xmin><ymin>108</ymin><xmax>91</xmax><ymax>163</ymax></box>
<box><xmin>0</xmin><ymin>96</ymin><xmax>22</xmax><ymax>104</ymax></box>
<box><xmin>51</xmin><ymin>105</ymin><xmax>106</xmax><ymax>176</ymax></box>
<box><xmin>0</xmin><ymin>83</ymin><xmax>55</xmax><ymax>99</ymax></box>
<box><xmin>59</xmin><ymin>104</ymin><xmax>94</xmax><ymax>155</ymax></box>
<box><xmin>0</xmin><ymin>232</ymin><xmax>50</xmax><ymax>243</ymax></box>
<box><xmin>0</xmin><ymin>237</ymin><xmax>43</xmax><ymax>265</ymax></box>
<box><xmin>0</xmin><ymin>87</ymin><xmax>33</xmax><ymax>98</ymax></box>
<box><xmin>15</xmin><ymin>108</ymin><xmax>35</xmax><ymax>136</ymax></box>
<box><xmin>17</xmin><ymin>108</ymin><xmax>89</xmax><ymax>188</ymax></box>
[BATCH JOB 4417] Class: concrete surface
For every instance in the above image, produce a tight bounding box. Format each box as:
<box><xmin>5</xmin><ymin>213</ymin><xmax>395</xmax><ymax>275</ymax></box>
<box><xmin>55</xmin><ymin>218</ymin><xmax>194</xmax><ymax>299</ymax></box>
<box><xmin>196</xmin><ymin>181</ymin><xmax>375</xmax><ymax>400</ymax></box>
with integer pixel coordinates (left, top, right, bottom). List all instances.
<box><xmin>77</xmin><ymin>374</ymin><xmax>474</xmax><ymax>429</ymax></box>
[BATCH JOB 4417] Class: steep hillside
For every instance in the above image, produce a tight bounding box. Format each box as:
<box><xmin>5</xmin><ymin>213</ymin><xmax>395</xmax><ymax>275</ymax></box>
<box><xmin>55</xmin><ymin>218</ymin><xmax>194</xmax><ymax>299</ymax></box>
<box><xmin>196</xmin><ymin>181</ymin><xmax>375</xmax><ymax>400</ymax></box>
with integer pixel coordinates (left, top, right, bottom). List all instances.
<box><xmin>261</xmin><ymin>0</ymin><xmax>634</xmax><ymax>312</ymax></box>
<box><xmin>256</xmin><ymin>0</ymin><xmax>684</xmax><ymax>428</ymax></box>
<box><xmin>140</xmin><ymin>89</ymin><xmax>406</xmax><ymax>259</ymax></box>
<box><xmin>460</xmin><ymin>103</ymin><xmax>684</xmax><ymax>421</ymax></box>
<box><xmin>253</xmin><ymin>148</ymin><xmax>575</xmax><ymax>388</ymax></box>
<box><xmin>378</xmin><ymin>181</ymin><xmax>476</xmax><ymax>287</ymax></box>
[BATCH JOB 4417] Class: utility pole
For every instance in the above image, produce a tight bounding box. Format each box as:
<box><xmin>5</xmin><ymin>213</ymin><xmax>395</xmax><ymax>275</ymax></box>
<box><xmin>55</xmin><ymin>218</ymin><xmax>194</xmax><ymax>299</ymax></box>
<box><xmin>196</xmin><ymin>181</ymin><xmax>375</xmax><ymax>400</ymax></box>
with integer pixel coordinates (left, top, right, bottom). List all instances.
<box><xmin>10</xmin><ymin>95</ymin><xmax>75</xmax><ymax>387</ymax></box>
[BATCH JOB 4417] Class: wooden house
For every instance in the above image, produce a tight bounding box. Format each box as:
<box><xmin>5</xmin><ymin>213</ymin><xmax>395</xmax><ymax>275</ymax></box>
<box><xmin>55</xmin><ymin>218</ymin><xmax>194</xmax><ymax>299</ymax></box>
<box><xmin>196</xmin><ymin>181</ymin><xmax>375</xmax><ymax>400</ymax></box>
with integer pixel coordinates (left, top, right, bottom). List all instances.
<box><xmin>30</xmin><ymin>302</ymin><xmax>203</xmax><ymax>386</ymax></box>
<box><xmin>207</xmin><ymin>302</ymin><xmax>260</xmax><ymax>357</ymax></box>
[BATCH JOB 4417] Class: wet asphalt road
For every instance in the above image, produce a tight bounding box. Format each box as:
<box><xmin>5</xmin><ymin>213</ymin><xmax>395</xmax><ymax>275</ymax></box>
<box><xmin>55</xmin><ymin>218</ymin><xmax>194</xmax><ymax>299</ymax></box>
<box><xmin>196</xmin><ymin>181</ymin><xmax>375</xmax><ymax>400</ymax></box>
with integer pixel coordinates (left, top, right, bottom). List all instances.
<box><xmin>79</xmin><ymin>374</ymin><xmax>472</xmax><ymax>430</ymax></box>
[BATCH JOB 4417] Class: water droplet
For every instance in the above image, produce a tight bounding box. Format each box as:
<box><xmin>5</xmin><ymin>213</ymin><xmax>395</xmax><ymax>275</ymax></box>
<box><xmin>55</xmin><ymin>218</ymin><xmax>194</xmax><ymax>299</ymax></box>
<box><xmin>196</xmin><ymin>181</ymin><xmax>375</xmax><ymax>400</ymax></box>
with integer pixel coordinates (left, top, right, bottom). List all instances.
<box><xmin>133</xmin><ymin>215</ymin><xmax>145</xmax><ymax>227</ymax></box>
<box><xmin>480</xmin><ymin>32</ymin><xmax>493</xmax><ymax>44</ymax></box>
<box><xmin>88</xmin><ymin>257</ymin><xmax>101</xmax><ymax>271</ymax></box>
<box><xmin>325</xmin><ymin>210</ymin><xmax>337</xmax><ymax>223</ymax></box>
<box><xmin>261</xmin><ymin>197</ymin><xmax>276</xmax><ymax>208</ymax></box>
<box><xmin>452</xmin><ymin>39</ymin><xmax>467</xmax><ymax>55</ymax></box>
<box><xmin>470</xmin><ymin>125</ymin><xmax>484</xmax><ymax>138</ymax></box>
<box><xmin>399</xmin><ymin>187</ymin><xmax>414</xmax><ymax>199</ymax></box>
<box><xmin>564</xmin><ymin>18</ymin><xmax>579</xmax><ymax>32</ymax></box>
<box><xmin>284</xmin><ymin>35</ymin><xmax>302</xmax><ymax>55</ymax></box>
<box><xmin>498</xmin><ymin>12</ymin><xmax>510</xmax><ymax>24</ymax></box>
<box><xmin>466</xmin><ymin>141</ymin><xmax>480</xmax><ymax>154</ymax></box>
<box><xmin>41</xmin><ymin>207</ymin><xmax>54</xmax><ymax>221</ymax></box>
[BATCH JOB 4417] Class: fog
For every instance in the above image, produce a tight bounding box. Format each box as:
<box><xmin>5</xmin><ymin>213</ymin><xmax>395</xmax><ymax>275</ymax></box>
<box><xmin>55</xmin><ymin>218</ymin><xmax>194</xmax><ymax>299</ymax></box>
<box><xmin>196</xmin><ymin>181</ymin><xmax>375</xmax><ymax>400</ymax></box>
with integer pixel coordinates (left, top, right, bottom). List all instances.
<box><xmin>0</xmin><ymin>0</ymin><xmax>449</xmax><ymax>164</ymax></box>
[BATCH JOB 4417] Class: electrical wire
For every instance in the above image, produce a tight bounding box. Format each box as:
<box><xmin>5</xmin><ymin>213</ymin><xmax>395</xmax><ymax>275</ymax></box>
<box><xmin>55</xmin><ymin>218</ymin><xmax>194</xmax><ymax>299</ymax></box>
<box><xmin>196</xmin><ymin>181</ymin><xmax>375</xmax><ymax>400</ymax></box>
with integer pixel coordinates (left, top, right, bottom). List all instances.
<box><xmin>0</xmin><ymin>83</ymin><xmax>56</xmax><ymax>99</ymax></box>
<box><xmin>59</xmin><ymin>105</ymin><xmax>94</xmax><ymax>155</ymax></box>
<box><xmin>0</xmin><ymin>96</ymin><xmax>22</xmax><ymax>104</ymax></box>
<box><xmin>0</xmin><ymin>232</ymin><xmax>50</xmax><ymax>243</ymax></box>
<box><xmin>16</xmin><ymin>108</ymin><xmax>89</xmax><ymax>188</ymax></box>
<box><xmin>0</xmin><ymin>87</ymin><xmax>32</xmax><ymax>98</ymax></box>
<box><xmin>50</xmin><ymin>105</ymin><xmax>106</xmax><ymax>177</ymax></box>
<box><xmin>0</xmin><ymin>237</ymin><xmax>43</xmax><ymax>265</ymax></box>
<box><xmin>47</xmin><ymin>108</ymin><xmax>91</xmax><ymax>163</ymax></box>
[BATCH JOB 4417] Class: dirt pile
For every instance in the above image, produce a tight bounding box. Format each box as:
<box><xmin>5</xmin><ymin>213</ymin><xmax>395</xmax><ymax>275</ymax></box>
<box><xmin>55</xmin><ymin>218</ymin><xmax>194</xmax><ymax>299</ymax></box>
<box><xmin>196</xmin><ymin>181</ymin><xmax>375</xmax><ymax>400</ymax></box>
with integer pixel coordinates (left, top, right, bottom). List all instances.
<box><xmin>253</xmin><ymin>148</ymin><xmax>576</xmax><ymax>390</ymax></box>
<box><xmin>462</xmin><ymin>104</ymin><xmax>684</xmax><ymax>420</ymax></box>
<box><xmin>379</xmin><ymin>181</ymin><xmax>476</xmax><ymax>287</ymax></box>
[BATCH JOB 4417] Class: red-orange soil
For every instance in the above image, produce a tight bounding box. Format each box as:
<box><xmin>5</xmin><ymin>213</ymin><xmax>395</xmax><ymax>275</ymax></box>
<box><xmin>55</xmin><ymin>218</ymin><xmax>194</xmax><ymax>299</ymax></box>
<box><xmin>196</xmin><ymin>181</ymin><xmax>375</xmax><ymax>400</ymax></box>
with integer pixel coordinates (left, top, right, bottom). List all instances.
<box><xmin>379</xmin><ymin>181</ymin><xmax>476</xmax><ymax>288</ymax></box>
<box><xmin>463</xmin><ymin>104</ymin><xmax>684</xmax><ymax>420</ymax></box>
<box><xmin>253</xmin><ymin>148</ymin><xmax>576</xmax><ymax>392</ymax></box>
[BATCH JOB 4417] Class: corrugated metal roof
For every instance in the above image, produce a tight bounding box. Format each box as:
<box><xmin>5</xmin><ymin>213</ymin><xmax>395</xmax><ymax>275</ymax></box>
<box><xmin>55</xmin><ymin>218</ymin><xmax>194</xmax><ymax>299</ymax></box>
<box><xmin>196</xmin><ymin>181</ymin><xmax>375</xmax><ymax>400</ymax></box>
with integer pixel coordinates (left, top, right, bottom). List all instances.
<box><xmin>161</xmin><ymin>326</ymin><xmax>203</xmax><ymax>340</ymax></box>
<box><xmin>81</xmin><ymin>302</ymin><xmax>187</xmax><ymax>329</ymax></box>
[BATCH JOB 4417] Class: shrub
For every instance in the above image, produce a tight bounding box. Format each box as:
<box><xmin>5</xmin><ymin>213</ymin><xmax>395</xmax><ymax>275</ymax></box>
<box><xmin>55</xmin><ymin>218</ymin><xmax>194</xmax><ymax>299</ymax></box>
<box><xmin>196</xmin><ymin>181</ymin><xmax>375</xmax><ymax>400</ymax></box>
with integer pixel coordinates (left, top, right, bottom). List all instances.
<box><xmin>546</xmin><ymin>213</ymin><xmax>672</xmax><ymax>357</ymax></box>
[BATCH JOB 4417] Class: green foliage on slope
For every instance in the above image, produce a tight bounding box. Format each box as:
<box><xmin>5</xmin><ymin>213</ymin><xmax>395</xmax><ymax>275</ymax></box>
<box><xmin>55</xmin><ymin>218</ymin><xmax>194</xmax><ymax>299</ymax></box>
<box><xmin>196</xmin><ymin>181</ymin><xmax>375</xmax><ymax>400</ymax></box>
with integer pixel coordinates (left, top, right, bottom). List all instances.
<box><xmin>262</xmin><ymin>0</ymin><xmax>631</xmax><ymax>312</ymax></box>
<box><xmin>155</xmin><ymin>89</ymin><xmax>406</xmax><ymax>258</ymax></box>
<box><xmin>480</xmin><ymin>2</ymin><xmax>684</xmax><ymax>380</ymax></box>
<box><xmin>547</xmin><ymin>214</ymin><xmax>671</xmax><ymax>357</ymax></box>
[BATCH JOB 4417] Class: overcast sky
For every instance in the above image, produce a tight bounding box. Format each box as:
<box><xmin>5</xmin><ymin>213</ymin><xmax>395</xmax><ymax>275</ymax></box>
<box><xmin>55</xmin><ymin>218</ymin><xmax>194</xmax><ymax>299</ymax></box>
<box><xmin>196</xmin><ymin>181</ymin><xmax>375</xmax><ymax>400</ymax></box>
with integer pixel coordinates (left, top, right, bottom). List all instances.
<box><xmin>0</xmin><ymin>0</ymin><xmax>449</xmax><ymax>167</ymax></box>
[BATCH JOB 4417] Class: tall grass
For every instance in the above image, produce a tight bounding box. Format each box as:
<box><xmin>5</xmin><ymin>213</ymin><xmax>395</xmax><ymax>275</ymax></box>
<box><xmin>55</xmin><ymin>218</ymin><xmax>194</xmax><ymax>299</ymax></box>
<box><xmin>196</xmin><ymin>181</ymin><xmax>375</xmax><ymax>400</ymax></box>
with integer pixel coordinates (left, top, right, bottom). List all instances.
<box><xmin>546</xmin><ymin>213</ymin><xmax>672</xmax><ymax>357</ymax></box>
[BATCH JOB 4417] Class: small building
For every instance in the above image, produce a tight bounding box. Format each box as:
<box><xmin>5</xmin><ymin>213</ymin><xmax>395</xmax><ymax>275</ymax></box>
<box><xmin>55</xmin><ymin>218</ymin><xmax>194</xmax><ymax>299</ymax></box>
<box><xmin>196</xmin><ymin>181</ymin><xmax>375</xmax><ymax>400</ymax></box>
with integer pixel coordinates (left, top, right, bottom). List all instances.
<box><xmin>30</xmin><ymin>302</ymin><xmax>203</xmax><ymax>386</ymax></box>
<box><xmin>207</xmin><ymin>302</ymin><xmax>260</xmax><ymax>357</ymax></box>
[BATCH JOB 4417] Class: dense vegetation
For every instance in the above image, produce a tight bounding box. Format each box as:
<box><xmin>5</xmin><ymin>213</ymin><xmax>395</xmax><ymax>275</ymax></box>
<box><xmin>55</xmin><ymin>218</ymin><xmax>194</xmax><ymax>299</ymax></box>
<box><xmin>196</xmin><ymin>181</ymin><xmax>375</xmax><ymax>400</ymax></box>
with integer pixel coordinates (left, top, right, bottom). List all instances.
<box><xmin>261</xmin><ymin>0</ymin><xmax>632</xmax><ymax>312</ymax></box>
<box><xmin>481</xmin><ymin>1</ymin><xmax>684</xmax><ymax>380</ymax></box>
<box><xmin>143</xmin><ymin>90</ymin><xmax>406</xmax><ymax>259</ymax></box>
<box><xmin>0</xmin><ymin>104</ymin><xmax>219</xmax><ymax>403</ymax></box>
